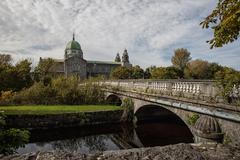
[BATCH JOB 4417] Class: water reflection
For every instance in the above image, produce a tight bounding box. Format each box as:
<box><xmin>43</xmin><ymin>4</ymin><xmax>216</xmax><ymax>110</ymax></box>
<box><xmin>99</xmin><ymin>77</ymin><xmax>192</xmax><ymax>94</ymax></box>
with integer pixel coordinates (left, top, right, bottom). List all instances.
<box><xmin>17</xmin><ymin>118</ymin><xmax>193</xmax><ymax>154</ymax></box>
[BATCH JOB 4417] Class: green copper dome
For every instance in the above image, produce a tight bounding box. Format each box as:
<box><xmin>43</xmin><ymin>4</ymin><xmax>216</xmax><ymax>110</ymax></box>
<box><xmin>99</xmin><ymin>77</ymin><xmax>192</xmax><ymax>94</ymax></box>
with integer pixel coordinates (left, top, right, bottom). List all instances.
<box><xmin>65</xmin><ymin>34</ymin><xmax>81</xmax><ymax>50</ymax></box>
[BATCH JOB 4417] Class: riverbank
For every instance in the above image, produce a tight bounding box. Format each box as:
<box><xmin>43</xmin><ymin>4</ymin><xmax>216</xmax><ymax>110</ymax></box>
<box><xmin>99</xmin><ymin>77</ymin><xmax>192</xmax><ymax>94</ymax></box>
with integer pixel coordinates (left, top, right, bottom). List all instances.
<box><xmin>4</xmin><ymin>110</ymin><xmax>124</xmax><ymax>129</ymax></box>
<box><xmin>1</xmin><ymin>143</ymin><xmax>240</xmax><ymax>160</ymax></box>
<box><xmin>0</xmin><ymin>105</ymin><xmax>121</xmax><ymax>115</ymax></box>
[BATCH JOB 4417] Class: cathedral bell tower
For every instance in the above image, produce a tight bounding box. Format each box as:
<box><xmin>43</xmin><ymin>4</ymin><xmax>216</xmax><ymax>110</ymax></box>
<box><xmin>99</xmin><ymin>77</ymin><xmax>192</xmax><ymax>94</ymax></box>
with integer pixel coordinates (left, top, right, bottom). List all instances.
<box><xmin>64</xmin><ymin>34</ymin><xmax>87</xmax><ymax>78</ymax></box>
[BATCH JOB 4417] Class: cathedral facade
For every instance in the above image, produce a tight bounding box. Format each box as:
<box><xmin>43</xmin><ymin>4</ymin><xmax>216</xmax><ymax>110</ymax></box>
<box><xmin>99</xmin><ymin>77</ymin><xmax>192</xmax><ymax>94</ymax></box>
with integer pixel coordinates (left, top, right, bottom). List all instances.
<box><xmin>42</xmin><ymin>34</ymin><xmax>132</xmax><ymax>78</ymax></box>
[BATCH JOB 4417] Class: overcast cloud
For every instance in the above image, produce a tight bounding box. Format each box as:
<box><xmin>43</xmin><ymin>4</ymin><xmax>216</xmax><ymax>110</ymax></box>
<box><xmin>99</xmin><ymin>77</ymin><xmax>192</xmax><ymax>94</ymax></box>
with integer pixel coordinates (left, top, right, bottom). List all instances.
<box><xmin>0</xmin><ymin>0</ymin><xmax>239</xmax><ymax>69</ymax></box>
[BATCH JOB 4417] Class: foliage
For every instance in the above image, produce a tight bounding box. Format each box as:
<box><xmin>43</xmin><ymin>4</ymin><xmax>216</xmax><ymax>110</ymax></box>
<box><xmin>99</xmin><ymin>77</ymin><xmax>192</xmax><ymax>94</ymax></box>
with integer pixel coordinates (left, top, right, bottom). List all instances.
<box><xmin>187</xmin><ymin>113</ymin><xmax>200</xmax><ymax>126</ymax></box>
<box><xmin>151</xmin><ymin>67</ymin><xmax>182</xmax><ymax>79</ymax></box>
<box><xmin>0</xmin><ymin>91</ymin><xmax>15</xmax><ymax>105</ymax></box>
<box><xmin>171</xmin><ymin>48</ymin><xmax>191</xmax><ymax>76</ymax></box>
<box><xmin>121</xmin><ymin>98</ymin><xmax>134</xmax><ymax>122</ymax></box>
<box><xmin>13</xmin><ymin>82</ymin><xmax>57</xmax><ymax>105</ymax></box>
<box><xmin>9</xmin><ymin>76</ymin><xmax>105</xmax><ymax>105</ymax></box>
<box><xmin>0</xmin><ymin>54</ymin><xmax>12</xmax><ymax>65</ymax></box>
<box><xmin>143</xmin><ymin>66</ymin><xmax>156</xmax><ymax>79</ymax></box>
<box><xmin>0</xmin><ymin>54</ymin><xmax>32</xmax><ymax>92</ymax></box>
<box><xmin>110</xmin><ymin>66</ymin><xmax>132</xmax><ymax>79</ymax></box>
<box><xmin>200</xmin><ymin>0</ymin><xmax>240</xmax><ymax>48</ymax></box>
<box><xmin>184</xmin><ymin>59</ymin><xmax>212</xmax><ymax>79</ymax></box>
<box><xmin>0</xmin><ymin>112</ymin><xmax>30</xmax><ymax>155</ymax></box>
<box><xmin>52</xmin><ymin>76</ymin><xmax>82</xmax><ymax>104</ymax></box>
<box><xmin>33</xmin><ymin>58</ymin><xmax>55</xmax><ymax>81</ymax></box>
<box><xmin>214</xmin><ymin>67</ymin><xmax>240</xmax><ymax>103</ymax></box>
<box><xmin>111</xmin><ymin>65</ymin><xmax>152</xmax><ymax>79</ymax></box>
<box><xmin>131</xmin><ymin>65</ymin><xmax>144</xmax><ymax>79</ymax></box>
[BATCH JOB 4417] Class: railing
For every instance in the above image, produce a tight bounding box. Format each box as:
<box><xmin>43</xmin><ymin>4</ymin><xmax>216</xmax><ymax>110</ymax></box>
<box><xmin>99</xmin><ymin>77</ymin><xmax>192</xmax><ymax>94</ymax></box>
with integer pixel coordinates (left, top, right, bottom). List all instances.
<box><xmin>97</xmin><ymin>79</ymin><xmax>240</xmax><ymax>104</ymax></box>
<box><xmin>101</xmin><ymin>79</ymin><xmax>214</xmax><ymax>94</ymax></box>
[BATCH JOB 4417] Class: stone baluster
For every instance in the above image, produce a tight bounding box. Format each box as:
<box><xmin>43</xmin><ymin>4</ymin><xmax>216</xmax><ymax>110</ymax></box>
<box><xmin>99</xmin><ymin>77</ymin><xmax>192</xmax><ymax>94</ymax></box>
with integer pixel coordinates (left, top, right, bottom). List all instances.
<box><xmin>186</xmin><ymin>83</ymin><xmax>189</xmax><ymax>92</ymax></box>
<box><xmin>172</xmin><ymin>83</ymin><xmax>176</xmax><ymax>91</ymax></box>
<box><xmin>177</xmin><ymin>83</ymin><xmax>180</xmax><ymax>91</ymax></box>
<box><xmin>180</xmin><ymin>83</ymin><xmax>183</xmax><ymax>92</ymax></box>
<box><xmin>192</xmin><ymin>83</ymin><xmax>197</xmax><ymax>93</ymax></box>
<box><xmin>184</xmin><ymin>83</ymin><xmax>187</xmax><ymax>92</ymax></box>
<box><xmin>196</xmin><ymin>84</ymin><xmax>200</xmax><ymax>94</ymax></box>
<box><xmin>188</xmin><ymin>83</ymin><xmax>193</xmax><ymax>93</ymax></box>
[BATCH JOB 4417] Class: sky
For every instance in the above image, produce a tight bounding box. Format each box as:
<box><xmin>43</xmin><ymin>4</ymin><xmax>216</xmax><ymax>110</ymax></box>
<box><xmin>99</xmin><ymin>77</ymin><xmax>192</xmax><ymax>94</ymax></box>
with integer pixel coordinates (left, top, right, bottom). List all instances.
<box><xmin>0</xmin><ymin>0</ymin><xmax>239</xmax><ymax>70</ymax></box>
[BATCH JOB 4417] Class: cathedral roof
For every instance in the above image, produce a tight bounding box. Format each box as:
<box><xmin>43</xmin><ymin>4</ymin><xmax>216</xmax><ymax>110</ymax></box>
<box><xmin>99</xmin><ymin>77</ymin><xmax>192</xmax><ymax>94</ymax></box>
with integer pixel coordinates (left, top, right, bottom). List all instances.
<box><xmin>65</xmin><ymin>34</ymin><xmax>81</xmax><ymax>50</ymax></box>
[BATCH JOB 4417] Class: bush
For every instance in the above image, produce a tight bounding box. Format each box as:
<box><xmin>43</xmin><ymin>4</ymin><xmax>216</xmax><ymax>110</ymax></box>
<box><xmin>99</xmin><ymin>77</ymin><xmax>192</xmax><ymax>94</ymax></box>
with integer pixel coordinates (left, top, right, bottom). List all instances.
<box><xmin>121</xmin><ymin>98</ymin><xmax>134</xmax><ymax>122</ymax></box>
<box><xmin>9</xmin><ymin>76</ymin><xmax>105</xmax><ymax>105</ymax></box>
<box><xmin>13</xmin><ymin>82</ymin><xmax>56</xmax><ymax>105</ymax></box>
<box><xmin>187</xmin><ymin>113</ymin><xmax>199</xmax><ymax>126</ymax></box>
<box><xmin>215</xmin><ymin>67</ymin><xmax>240</xmax><ymax>104</ymax></box>
<box><xmin>0</xmin><ymin>91</ymin><xmax>15</xmax><ymax>105</ymax></box>
<box><xmin>0</xmin><ymin>113</ymin><xmax>30</xmax><ymax>155</ymax></box>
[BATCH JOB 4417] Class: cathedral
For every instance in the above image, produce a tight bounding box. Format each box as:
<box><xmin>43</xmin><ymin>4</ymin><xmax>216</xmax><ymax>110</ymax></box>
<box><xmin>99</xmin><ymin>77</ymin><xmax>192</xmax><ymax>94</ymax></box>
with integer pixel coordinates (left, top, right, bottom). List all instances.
<box><xmin>40</xmin><ymin>34</ymin><xmax>132</xmax><ymax>78</ymax></box>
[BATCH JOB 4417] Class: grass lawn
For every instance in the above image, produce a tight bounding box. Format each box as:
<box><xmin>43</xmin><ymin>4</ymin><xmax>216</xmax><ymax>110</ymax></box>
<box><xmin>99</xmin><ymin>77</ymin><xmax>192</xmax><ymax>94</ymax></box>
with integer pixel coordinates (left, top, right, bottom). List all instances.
<box><xmin>0</xmin><ymin>105</ymin><xmax>122</xmax><ymax>115</ymax></box>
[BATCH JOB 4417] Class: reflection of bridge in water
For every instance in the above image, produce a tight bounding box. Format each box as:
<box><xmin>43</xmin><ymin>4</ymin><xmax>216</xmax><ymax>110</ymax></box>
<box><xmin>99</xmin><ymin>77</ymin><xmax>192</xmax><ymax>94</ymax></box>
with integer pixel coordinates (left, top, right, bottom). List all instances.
<box><xmin>101</xmin><ymin>79</ymin><xmax>240</xmax><ymax>145</ymax></box>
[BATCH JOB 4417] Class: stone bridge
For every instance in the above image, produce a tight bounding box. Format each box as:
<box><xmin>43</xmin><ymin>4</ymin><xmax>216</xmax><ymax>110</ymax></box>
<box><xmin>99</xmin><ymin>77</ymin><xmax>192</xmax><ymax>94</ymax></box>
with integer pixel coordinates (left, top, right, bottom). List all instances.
<box><xmin>99</xmin><ymin>79</ymin><xmax>240</xmax><ymax>146</ymax></box>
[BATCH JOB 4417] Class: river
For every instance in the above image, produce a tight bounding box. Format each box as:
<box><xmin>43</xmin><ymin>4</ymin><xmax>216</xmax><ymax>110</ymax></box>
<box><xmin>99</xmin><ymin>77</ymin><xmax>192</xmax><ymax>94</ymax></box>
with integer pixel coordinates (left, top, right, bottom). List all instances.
<box><xmin>17</xmin><ymin>117</ymin><xmax>193</xmax><ymax>154</ymax></box>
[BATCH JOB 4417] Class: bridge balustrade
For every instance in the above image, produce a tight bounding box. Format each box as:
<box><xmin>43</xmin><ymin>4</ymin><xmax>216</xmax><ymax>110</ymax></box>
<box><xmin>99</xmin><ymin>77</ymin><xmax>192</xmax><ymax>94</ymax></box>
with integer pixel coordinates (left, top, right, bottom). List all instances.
<box><xmin>98</xmin><ymin>79</ymin><xmax>240</xmax><ymax>104</ymax></box>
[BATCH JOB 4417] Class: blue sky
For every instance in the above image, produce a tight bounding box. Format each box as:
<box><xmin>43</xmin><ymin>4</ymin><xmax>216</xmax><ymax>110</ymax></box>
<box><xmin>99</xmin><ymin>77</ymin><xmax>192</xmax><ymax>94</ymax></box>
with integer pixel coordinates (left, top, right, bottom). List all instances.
<box><xmin>0</xmin><ymin>0</ymin><xmax>239</xmax><ymax>69</ymax></box>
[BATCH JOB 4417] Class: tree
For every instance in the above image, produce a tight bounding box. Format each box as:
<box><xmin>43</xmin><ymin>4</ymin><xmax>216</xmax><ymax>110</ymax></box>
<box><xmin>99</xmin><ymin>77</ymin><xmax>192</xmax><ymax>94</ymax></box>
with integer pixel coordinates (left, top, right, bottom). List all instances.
<box><xmin>14</xmin><ymin>60</ymin><xmax>33</xmax><ymax>90</ymax></box>
<box><xmin>151</xmin><ymin>67</ymin><xmax>182</xmax><ymax>79</ymax></box>
<box><xmin>131</xmin><ymin>65</ymin><xmax>144</xmax><ymax>79</ymax></box>
<box><xmin>214</xmin><ymin>67</ymin><xmax>240</xmax><ymax>103</ymax></box>
<box><xmin>184</xmin><ymin>59</ymin><xmax>211</xmax><ymax>79</ymax></box>
<box><xmin>144</xmin><ymin>66</ymin><xmax>156</xmax><ymax>79</ymax></box>
<box><xmin>0</xmin><ymin>54</ymin><xmax>12</xmax><ymax>65</ymax></box>
<box><xmin>0</xmin><ymin>112</ymin><xmax>30</xmax><ymax>155</ymax></box>
<box><xmin>171</xmin><ymin>48</ymin><xmax>191</xmax><ymax>77</ymax></box>
<box><xmin>0</xmin><ymin>54</ymin><xmax>32</xmax><ymax>91</ymax></box>
<box><xmin>34</xmin><ymin>58</ymin><xmax>54</xmax><ymax>81</ymax></box>
<box><xmin>200</xmin><ymin>0</ymin><xmax>240</xmax><ymax>48</ymax></box>
<box><xmin>208</xmin><ymin>62</ymin><xmax>224</xmax><ymax>78</ymax></box>
<box><xmin>110</xmin><ymin>67</ymin><xmax>132</xmax><ymax>79</ymax></box>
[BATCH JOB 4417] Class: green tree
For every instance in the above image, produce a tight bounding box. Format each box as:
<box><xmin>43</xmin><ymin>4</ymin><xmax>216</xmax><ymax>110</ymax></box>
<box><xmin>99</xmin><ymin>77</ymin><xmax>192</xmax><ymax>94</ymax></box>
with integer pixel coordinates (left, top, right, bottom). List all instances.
<box><xmin>144</xmin><ymin>66</ymin><xmax>156</xmax><ymax>79</ymax></box>
<box><xmin>14</xmin><ymin>60</ymin><xmax>33</xmax><ymax>90</ymax></box>
<box><xmin>209</xmin><ymin>62</ymin><xmax>224</xmax><ymax>78</ymax></box>
<box><xmin>34</xmin><ymin>58</ymin><xmax>54</xmax><ymax>81</ymax></box>
<box><xmin>131</xmin><ymin>65</ymin><xmax>144</xmax><ymax>79</ymax></box>
<box><xmin>151</xmin><ymin>67</ymin><xmax>182</xmax><ymax>79</ymax></box>
<box><xmin>171</xmin><ymin>48</ymin><xmax>191</xmax><ymax>77</ymax></box>
<box><xmin>0</xmin><ymin>113</ymin><xmax>30</xmax><ymax>155</ymax></box>
<box><xmin>0</xmin><ymin>54</ymin><xmax>32</xmax><ymax>91</ymax></box>
<box><xmin>0</xmin><ymin>54</ymin><xmax>12</xmax><ymax>65</ymax></box>
<box><xmin>184</xmin><ymin>59</ymin><xmax>211</xmax><ymax>79</ymax></box>
<box><xmin>214</xmin><ymin>67</ymin><xmax>240</xmax><ymax>103</ymax></box>
<box><xmin>200</xmin><ymin>0</ymin><xmax>240</xmax><ymax>48</ymax></box>
<box><xmin>110</xmin><ymin>67</ymin><xmax>132</xmax><ymax>79</ymax></box>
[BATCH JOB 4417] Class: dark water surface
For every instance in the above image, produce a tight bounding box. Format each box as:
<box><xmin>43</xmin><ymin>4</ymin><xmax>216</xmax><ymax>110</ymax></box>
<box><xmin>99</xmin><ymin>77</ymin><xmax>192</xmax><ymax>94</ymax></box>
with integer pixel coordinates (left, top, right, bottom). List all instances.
<box><xmin>17</xmin><ymin>117</ymin><xmax>193</xmax><ymax>154</ymax></box>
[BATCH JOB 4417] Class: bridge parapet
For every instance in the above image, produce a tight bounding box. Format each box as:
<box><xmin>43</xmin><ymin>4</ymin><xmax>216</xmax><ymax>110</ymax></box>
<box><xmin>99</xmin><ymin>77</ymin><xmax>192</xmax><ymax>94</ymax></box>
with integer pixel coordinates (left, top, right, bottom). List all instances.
<box><xmin>100</xmin><ymin>79</ymin><xmax>221</xmax><ymax>103</ymax></box>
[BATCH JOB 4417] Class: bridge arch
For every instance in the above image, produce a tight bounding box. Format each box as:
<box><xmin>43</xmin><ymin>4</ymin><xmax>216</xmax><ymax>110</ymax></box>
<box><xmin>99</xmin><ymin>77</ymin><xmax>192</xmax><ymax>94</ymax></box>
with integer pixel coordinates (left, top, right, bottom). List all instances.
<box><xmin>105</xmin><ymin>94</ymin><xmax>122</xmax><ymax>106</ymax></box>
<box><xmin>134</xmin><ymin>104</ymin><xmax>194</xmax><ymax>146</ymax></box>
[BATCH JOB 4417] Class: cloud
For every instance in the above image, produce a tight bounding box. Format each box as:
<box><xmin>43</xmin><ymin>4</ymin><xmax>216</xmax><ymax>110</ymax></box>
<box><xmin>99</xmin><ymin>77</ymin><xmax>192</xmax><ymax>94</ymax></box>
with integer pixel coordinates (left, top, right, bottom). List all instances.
<box><xmin>0</xmin><ymin>0</ymin><xmax>239</xmax><ymax>70</ymax></box>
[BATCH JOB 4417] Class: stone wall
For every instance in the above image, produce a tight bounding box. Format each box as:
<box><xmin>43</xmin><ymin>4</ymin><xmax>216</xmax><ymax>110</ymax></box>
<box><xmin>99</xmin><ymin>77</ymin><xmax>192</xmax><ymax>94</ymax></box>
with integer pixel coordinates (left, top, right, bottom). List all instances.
<box><xmin>5</xmin><ymin>110</ymin><xmax>123</xmax><ymax>129</ymax></box>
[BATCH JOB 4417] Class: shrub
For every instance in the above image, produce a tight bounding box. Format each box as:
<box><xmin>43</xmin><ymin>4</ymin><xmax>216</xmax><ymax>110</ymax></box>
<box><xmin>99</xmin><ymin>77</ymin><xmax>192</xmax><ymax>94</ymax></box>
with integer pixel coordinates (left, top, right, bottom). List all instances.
<box><xmin>3</xmin><ymin>75</ymin><xmax>105</xmax><ymax>105</ymax></box>
<box><xmin>0</xmin><ymin>113</ymin><xmax>30</xmax><ymax>155</ymax></box>
<box><xmin>215</xmin><ymin>67</ymin><xmax>240</xmax><ymax>104</ymax></box>
<box><xmin>0</xmin><ymin>91</ymin><xmax>15</xmax><ymax>105</ymax></box>
<box><xmin>13</xmin><ymin>82</ymin><xmax>56</xmax><ymax>105</ymax></box>
<box><xmin>121</xmin><ymin>98</ymin><xmax>134</xmax><ymax>122</ymax></box>
<box><xmin>187</xmin><ymin>113</ymin><xmax>199</xmax><ymax>126</ymax></box>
